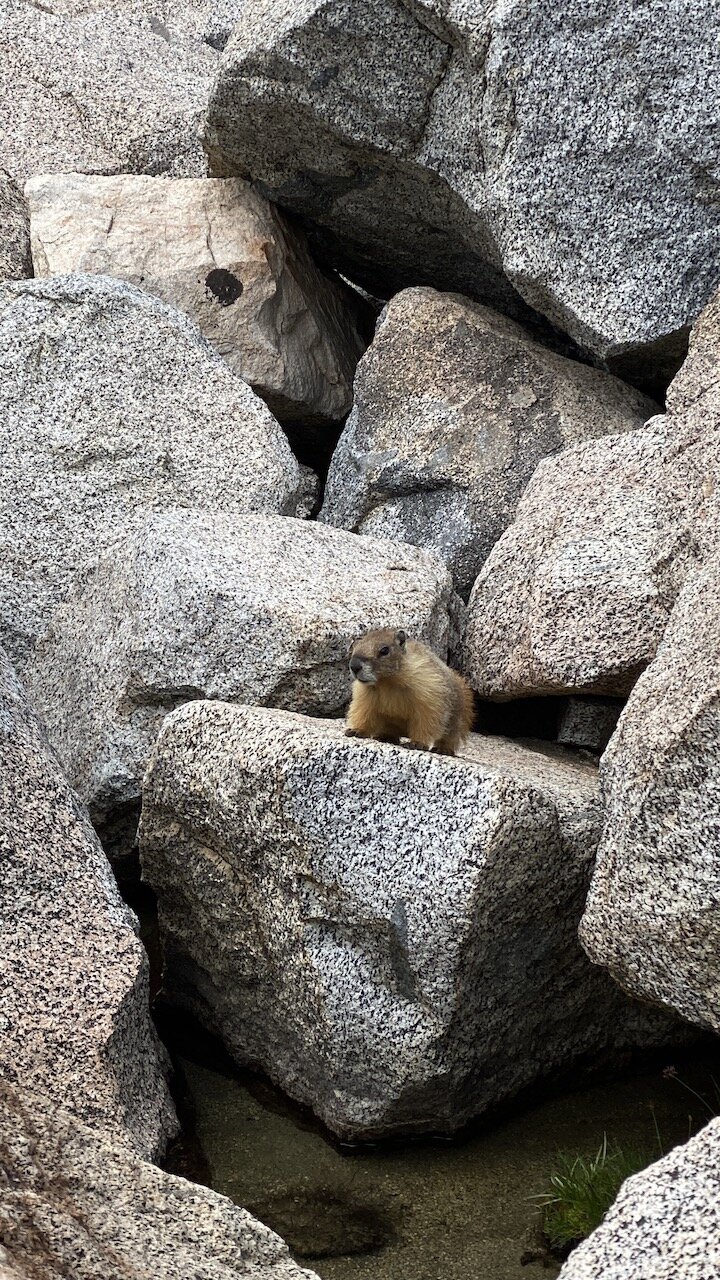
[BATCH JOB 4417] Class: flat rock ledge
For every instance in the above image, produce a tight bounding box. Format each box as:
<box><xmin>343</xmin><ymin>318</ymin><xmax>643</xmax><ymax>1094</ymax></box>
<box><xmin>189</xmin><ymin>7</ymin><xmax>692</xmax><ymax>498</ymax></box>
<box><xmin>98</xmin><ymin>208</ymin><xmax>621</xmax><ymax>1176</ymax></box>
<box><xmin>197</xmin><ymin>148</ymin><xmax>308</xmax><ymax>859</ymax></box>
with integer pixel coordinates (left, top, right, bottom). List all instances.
<box><xmin>140</xmin><ymin>704</ymin><xmax>680</xmax><ymax>1141</ymax></box>
<box><xmin>0</xmin><ymin>1081</ymin><xmax>319</xmax><ymax>1280</ymax></box>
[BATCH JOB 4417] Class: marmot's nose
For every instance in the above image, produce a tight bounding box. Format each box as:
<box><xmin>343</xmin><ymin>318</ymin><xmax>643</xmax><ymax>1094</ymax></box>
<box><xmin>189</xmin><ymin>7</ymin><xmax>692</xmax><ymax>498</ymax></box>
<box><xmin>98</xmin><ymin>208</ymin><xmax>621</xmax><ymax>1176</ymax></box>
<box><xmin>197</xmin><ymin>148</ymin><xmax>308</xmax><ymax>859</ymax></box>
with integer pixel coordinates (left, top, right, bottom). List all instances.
<box><xmin>350</xmin><ymin>657</ymin><xmax>363</xmax><ymax>675</ymax></box>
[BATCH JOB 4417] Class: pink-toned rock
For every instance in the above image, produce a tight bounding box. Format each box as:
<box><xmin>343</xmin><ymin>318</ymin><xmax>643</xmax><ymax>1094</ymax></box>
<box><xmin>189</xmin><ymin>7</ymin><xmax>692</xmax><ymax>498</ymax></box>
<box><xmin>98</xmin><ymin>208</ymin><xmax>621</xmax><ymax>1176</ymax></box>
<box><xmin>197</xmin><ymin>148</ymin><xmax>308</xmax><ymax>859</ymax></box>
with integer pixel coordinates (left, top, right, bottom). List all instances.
<box><xmin>27</xmin><ymin>173</ymin><xmax>368</xmax><ymax>425</ymax></box>
<box><xmin>0</xmin><ymin>1080</ymin><xmax>318</xmax><ymax>1280</ymax></box>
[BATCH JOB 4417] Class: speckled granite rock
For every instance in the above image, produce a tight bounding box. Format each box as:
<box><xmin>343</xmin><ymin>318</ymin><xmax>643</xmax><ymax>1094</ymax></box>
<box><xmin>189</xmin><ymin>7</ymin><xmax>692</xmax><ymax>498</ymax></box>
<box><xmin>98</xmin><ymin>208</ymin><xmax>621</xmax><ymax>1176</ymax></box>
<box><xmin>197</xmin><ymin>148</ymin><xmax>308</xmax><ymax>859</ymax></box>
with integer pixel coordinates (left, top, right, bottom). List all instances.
<box><xmin>0</xmin><ymin>0</ymin><xmax>214</xmax><ymax>184</ymax></box>
<box><xmin>0</xmin><ymin>1253</ymin><xmax>19</xmax><ymax>1279</ymax></box>
<box><xmin>319</xmin><ymin>289</ymin><xmax>655</xmax><ymax>596</ymax></box>
<box><xmin>150</xmin><ymin>0</ymin><xmax>245</xmax><ymax>49</ymax></box>
<box><xmin>0</xmin><ymin>650</ymin><xmax>176</xmax><ymax>1157</ymax></box>
<box><xmin>0</xmin><ymin>274</ymin><xmax>301</xmax><ymax>668</ymax></box>
<box><xmin>462</xmin><ymin>420</ymin><xmax>685</xmax><ymax>697</ymax></box>
<box><xmin>27</xmin><ymin>174</ymin><xmax>368</xmax><ymax>426</ymax></box>
<box><xmin>0</xmin><ymin>1081</ymin><xmax>319</xmax><ymax>1280</ymax></box>
<box><xmin>579</xmin><ymin>553</ymin><xmax>720</xmax><ymax>1032</ymax></box>
<box><xmin>139</xmin><ymin>703</ymin><xmax>678</xmax><ymax>1141</ymax></box>
<box><xmin>26</xmin><ymin>510</ymin><xmax>458</xmax><ymax>838</ymax></box>
<box><xmin>558</xmin><ymin>1119</ymin><xmax>720</xmax><ymax>1280</ymax></box>
<box><xmin>0</xmin><ymin>171</ymin><xmax>31</xmax><ymax>280</ymax></box>
<box><xmin>204</xmin><ymin>0</ymin><xmax>720</xmax><ymax>389</ymax></box>
<box><xmin>557</xmin><ymin>698</ymin><xmax>623</xmax><ymax>755</ymax></box>
<box><xmin>463</xmin><ymin>284</ymin><xmax>720</xmax><ymax>698</ymax></box>
<box><xmin>26</xmin><ymin>0</ymin><xmax>245</xmax><ymax>50</ymax></box>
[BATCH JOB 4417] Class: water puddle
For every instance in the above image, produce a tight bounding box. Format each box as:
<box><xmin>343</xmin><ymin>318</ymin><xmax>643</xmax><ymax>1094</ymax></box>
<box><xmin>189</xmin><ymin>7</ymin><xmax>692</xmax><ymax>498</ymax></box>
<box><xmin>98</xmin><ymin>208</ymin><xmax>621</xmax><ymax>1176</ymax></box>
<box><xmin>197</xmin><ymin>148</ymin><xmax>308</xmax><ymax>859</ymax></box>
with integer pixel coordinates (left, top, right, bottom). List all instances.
<box><xmin>160</xmin><ymin>1014</ymin><xmax>720</xmax><ymax>1280</ymax></box>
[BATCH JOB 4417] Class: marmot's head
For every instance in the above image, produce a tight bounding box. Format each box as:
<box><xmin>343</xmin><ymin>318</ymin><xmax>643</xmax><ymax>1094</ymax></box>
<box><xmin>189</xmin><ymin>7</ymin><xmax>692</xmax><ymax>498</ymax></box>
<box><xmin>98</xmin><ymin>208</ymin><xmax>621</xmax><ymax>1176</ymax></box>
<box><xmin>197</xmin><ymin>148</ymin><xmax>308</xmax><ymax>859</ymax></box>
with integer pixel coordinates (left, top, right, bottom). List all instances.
<box><xmin>349</xmin><ymin>628</ymin><xmax>407</xmax><ymax>684</ymax></box>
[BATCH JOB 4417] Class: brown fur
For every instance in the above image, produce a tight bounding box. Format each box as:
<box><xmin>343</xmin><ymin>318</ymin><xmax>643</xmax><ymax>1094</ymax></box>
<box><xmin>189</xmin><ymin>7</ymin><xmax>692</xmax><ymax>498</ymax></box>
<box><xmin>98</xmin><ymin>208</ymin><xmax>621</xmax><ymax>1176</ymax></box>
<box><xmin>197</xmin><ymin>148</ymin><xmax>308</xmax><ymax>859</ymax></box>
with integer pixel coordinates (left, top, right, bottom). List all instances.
<box><xmin>345</xmin><ymin>628</ymin><xmax>474</xmax><ymax>755</ymax></box>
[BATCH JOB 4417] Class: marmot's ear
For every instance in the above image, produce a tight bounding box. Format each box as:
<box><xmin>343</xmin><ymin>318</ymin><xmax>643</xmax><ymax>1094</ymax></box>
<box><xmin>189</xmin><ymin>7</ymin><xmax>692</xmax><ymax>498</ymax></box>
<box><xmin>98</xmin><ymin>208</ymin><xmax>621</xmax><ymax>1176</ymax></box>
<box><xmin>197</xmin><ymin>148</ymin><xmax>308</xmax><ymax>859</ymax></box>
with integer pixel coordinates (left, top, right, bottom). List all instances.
<box><xmin>396</xmin><ymin>629</ymin><xmax>406</xmax><ymax>647</ymax></box>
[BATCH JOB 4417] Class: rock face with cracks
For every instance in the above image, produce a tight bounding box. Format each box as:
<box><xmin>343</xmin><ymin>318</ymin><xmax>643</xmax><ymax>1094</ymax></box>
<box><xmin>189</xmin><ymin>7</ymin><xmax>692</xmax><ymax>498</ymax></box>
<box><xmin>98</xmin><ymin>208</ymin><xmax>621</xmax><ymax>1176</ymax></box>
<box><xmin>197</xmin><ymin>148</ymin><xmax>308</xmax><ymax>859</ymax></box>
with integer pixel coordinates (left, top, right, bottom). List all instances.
<box><xmin>26</xmin><ymin>509</ymin><xmax>458</xmax><ymax>835</ymax></box>
<box><xmin>204</xmin><ymin>0</ymin><xmax>720</xmax><ymax>391</ymax></box>
<box><xmin>0</xmin><ymin>171</ymin><xmax>31</xmax><ymax>280</ymax></box>
<box><xmin>0</xmin><ymin>0</ymin><xmax>215</xmax><ymax>183</ymax></box>
<box><xmin>0</xmin><ymin>649</ymin><xmax>176</xmax><ymax>1158</ymax></box>
<box><xmin>140</xmin><ymin>704</ymin><xmax>679</xmax><ymax>1142</ymax></box>
<box><xmin>579</xmin><ymin>553</ymin><xmax>720</xmax><ymax>1034</ymax></box>
<box><xmin>26</xmin><ymin>173</ymin><xmax>368</xmax><ymax>425</ymax></box>
<box><xmin>463</xmin><ymin>285</ymin><xmax>720</xmax><ymax>698</ymax></box>
<box><xmin>0</xmin><ymin>1081</ymin><xmax>319</xmax><ymax>1280</ymax></box>
<box><xmin>0</xmin><ymin>274</ymin><xmax>302</xmax><ymax>668</ymax></box>
<box><xmin>558</xmin><ymin>1118</ymin><xmax>720</xmax><ymax>1280</ymax></box>
<box><xmin>319</xmin><ymin>288</ymin><xmax>656</xmax><ymax>596</ymax></box>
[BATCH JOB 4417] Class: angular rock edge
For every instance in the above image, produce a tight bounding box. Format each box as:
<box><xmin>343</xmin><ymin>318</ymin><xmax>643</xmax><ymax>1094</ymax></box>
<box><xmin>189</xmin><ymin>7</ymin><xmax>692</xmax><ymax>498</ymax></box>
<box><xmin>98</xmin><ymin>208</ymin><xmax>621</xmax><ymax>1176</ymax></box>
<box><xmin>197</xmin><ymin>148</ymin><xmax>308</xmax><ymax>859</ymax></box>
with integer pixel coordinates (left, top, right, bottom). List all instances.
<box><xmin>140</xmin><ymin>703</ymin><xmax>682</xmax><ymax>1141</ymax></box>
<box><xmin>558</xmin><ymin>1118</ymin><xmax>720</xmax><ymax>1280</ymax></box>
<box><xmin>0</xmin><ymin>648</ymin><xmax>176</xmax><ymax>1158</ymax></box>
<box><xmin>0</xmin><ymin>1080</ymin><xmax>319</xmax><ymax>1280</ymax></box>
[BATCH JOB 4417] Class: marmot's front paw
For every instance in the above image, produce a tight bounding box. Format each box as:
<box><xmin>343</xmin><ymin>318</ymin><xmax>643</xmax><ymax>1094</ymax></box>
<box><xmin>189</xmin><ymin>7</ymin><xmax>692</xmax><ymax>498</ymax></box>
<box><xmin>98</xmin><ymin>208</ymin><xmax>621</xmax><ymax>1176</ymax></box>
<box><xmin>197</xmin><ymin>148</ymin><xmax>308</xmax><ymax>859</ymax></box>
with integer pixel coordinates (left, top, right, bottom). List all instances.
<box><xmin>405</xmin><ymin>740</ymin><xmax>430</xmax><ymax>752</ymax></box>
<box><xmin>344</xmin><ymin>728</ymin><xmax>363</xmax><ymax>738</ymax></box>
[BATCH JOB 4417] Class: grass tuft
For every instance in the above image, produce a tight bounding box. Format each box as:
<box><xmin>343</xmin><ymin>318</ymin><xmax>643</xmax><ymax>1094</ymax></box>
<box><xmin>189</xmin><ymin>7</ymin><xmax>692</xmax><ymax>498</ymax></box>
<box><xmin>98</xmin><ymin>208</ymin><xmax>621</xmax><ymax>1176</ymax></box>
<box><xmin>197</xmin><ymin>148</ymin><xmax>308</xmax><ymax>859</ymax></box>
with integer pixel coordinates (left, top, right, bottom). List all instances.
<box><xmin>532</xmin><ymin>1135</ymin><xmax>650</xmax><ymax>1255</ymax></box>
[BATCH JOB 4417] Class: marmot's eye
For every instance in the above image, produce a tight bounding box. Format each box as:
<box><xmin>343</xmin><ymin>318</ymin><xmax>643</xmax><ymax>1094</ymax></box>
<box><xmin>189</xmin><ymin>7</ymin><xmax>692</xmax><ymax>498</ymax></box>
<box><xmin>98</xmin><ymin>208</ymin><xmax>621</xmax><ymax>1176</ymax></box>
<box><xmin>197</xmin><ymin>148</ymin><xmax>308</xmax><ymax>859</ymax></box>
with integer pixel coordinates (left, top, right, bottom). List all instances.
<box><xmin>378</xmin><ymin>645</ymin><xmax>390</xmax><ymax>657</ymax></box>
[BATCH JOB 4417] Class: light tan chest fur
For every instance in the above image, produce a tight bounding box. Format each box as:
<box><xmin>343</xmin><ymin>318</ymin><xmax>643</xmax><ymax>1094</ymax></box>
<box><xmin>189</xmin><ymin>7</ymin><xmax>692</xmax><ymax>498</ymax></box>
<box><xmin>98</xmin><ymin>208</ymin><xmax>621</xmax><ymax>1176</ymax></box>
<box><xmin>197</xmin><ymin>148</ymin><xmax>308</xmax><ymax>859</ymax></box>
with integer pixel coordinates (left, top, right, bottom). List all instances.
<box><xmin>348</xmin><ymin>648</ymin><xmax>451</xmax><ymax>741</ymax></box>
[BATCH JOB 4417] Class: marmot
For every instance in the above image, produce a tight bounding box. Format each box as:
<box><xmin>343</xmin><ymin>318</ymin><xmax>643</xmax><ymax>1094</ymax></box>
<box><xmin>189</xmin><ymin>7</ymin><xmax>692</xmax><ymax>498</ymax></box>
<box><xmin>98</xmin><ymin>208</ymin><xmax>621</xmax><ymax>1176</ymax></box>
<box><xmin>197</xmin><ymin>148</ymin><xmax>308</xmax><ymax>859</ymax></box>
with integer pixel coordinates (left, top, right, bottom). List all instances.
<box><xmin>345</xmin><ymin>628</ymin><xmax>474</xmax><ymax>756</ymax></box>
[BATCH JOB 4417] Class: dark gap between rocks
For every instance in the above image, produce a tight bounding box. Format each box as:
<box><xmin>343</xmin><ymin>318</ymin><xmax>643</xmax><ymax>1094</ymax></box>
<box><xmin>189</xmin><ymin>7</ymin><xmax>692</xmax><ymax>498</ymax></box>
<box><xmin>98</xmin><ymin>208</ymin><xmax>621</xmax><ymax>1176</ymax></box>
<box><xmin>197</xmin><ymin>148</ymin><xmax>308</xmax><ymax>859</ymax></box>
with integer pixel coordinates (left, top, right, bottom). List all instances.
<box><xmin>473</xmin><ymin>696</ymin><xmax>565</xmax><ymax>744</ymax></box>
<box><xmin>281</xmin><ymin>417</ymin><xmax>345</xmax><ymax>488</ymax></box>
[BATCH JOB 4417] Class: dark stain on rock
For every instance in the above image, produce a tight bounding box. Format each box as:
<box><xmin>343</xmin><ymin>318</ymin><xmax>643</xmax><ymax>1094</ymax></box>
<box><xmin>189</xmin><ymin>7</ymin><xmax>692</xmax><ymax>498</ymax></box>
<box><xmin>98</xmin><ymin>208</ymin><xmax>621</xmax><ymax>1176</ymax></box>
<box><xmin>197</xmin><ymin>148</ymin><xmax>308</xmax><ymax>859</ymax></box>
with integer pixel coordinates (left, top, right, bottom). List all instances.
<box><xmin>311</xmin><ymin>64</ymin><xmax>340</xmax><ymax>90</ymax></box>
<box><xmin>247</xmin><ymin>1186</ymin><xmax>395</xmax><ymax>1259</ymax></box>
<box><xmin>205</xmin><ymin>268</ymin><xmax>244</xmax><ymax>307</ymax></box>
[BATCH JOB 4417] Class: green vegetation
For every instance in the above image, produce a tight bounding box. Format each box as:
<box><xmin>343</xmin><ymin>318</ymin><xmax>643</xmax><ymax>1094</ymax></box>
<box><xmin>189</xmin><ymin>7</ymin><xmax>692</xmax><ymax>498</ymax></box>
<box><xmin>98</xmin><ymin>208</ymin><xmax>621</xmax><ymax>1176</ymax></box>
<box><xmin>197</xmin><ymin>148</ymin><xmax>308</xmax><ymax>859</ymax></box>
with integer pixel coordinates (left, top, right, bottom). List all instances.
<box><xmin>532</xmin><ymin>1066</ymin><xmax>720</xmax><ymax>1258</ymax></box>
<box><xmin>532</xmin><ymin>1136</ymin><xmax>651</xmax><ymax>1256</ymax></box>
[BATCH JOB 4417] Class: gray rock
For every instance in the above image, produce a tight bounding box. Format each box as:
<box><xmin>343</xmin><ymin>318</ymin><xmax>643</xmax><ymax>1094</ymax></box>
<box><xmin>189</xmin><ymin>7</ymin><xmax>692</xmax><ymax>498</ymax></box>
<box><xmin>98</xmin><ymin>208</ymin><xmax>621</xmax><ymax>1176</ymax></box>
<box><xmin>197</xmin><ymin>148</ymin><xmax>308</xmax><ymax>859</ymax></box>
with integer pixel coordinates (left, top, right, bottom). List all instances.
<box><xmin>204</xmin><ymin>0</ymin><xmax>720</xmax><ymax>389</ymax></box>
<box><xmin>26</xmin><ymin>174</ymin><xmax>368</xmax><ymax>426</ymax></box>
<box><xmin>557</xmin><ymin>698</ymin><xmax>623</xmax><ymax>755</ymax></box>
<box><xmin>0</xmin><ymin>171</ymin><xmax>31</xmax><ymax>280</ymax></box>
<box><xmin>0</xmin><ymin>274</ymin><xmax>302</xmax><ymax>668</ymax></box>
<box><xmin>29</xmin><ymin>0</ymin><xmax>246</xmax><ymax>50</ymax></box>
<box><xmin>0</xmin><ymin>0</ymin><xmax>215</xmax><ymax>184</ymax></box>
<box><xmin>139</xmin><ymin>703</ymin><xmax>678</xmax><ymax>1141</ymax></box>
<box><xmin>157</xmin><ymin>0</ymin><xmax>245</xmax><ymax>49</ymax></box>
<box><xmin>26</xmin><ymin>510</ymin><xmax>458</xmax><ymax>836</ymax></box>
<box><xmin>579</xmin><ymin>553</ymin><xmax>720</xmax><ymax>1033</ymax></box>
<box><xmin>295</xmin><ymin>465</ymin><xmax>321</xmax><ymax>520</ymax></box>
<box><xmin>319</xmin><ymin>288</ymin><xmax>656</xmax><ymax>596</ymax></box>
<box><xmin>462</xmin><ymin>419</ymin><xmax>682</xmax><ymax>697</ymax></box>
<box><xmin>0</xmin><ymin>1080</ymin><xmax>319</xmax><ymax>1280</ymax></box>
<box><xmin>463</xmin><ymin>284</ymin><xmax>720</xmax><ymax>698</ymax></box>
<box><xmin>0</xmin><ymin>650</ymin><xmax>176</xmax><ymax>1157</ymax></box>
<box><xmin>558</xmin><ymin>1119</ymin><xmax>720</xmax><ymax>1280</ymax></box>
